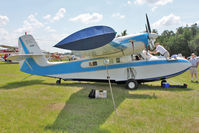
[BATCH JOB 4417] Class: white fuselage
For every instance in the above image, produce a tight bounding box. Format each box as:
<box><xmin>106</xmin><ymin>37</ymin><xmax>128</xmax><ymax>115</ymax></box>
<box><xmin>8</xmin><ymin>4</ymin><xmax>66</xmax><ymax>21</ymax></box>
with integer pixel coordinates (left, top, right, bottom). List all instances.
<box><xmin>43</xmin><ymin>55</ymin><xmax>191</xmax><ymax>82</ymax></box>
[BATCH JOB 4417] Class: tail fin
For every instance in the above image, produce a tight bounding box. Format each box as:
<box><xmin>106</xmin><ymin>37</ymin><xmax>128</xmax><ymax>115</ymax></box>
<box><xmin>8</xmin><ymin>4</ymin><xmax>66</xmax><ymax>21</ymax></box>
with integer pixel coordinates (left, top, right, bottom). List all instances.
<box><xmin>18</xmin><ymin>34</ymin><xmax>49</xmax><ymax>74</ymax></box>
<box><xmin>19</xmin><ymin>34</ymin><xmax>43</xmax><ymax>54</ymax></box>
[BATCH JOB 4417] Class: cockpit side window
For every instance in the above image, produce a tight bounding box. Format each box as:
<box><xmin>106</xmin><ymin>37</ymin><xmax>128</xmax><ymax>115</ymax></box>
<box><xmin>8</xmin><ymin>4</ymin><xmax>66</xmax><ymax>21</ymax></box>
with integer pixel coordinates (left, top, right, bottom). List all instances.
<box><xmin>116</xmin><ymin>58</ymin><xmax>120</xmax><ymax>63</ymax></box>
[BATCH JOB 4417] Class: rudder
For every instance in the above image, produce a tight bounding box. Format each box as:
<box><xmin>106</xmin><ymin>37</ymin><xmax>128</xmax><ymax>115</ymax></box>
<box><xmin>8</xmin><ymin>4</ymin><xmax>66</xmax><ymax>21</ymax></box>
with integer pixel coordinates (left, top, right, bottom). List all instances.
<box><xmin>18</xmin><ymin>34</ymin><xmax>49</xmax><ymax>74</ymax></box>
<box><xmin>18</xmin><ymin>34</ymin><xmax>43</xmax><ymax>55</ymax></box>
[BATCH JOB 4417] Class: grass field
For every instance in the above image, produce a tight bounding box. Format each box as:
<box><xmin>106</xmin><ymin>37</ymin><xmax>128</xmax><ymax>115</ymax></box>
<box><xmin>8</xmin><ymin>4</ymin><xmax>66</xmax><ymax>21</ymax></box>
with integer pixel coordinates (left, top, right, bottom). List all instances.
<box><xmin>0</xmin><ymin>62</ymin><xmax>199</xmax><ymax>133</ymax></box>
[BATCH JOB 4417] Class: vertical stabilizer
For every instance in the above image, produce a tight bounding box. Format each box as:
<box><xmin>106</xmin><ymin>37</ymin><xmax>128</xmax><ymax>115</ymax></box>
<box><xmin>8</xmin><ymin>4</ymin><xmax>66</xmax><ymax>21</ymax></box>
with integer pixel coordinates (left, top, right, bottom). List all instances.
<box><xmin>18</xmin><ymin>34</ymin><xmax>49</xmax><ymax>74</ymax></box>
<box><xmin>18</xmin><ymin>34</ymin><xmax>43</xmax><ymax>54</ymax></box>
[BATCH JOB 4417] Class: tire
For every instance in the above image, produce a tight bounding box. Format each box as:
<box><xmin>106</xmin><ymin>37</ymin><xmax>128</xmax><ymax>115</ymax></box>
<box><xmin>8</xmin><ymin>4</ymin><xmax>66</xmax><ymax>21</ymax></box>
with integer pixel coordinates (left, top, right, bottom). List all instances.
<box><xmin>56</xmin><ymin>79</ymin><xmax>61</xmax><ymax>85</ymax></box>
<box><xmin>125</xmin><ymin>79</ymin><xmax>138</xmax><ymax>90</ymax></box>
<box><xmin>161</xmin><ymin>79</ymin><xmax>167</xmax><ymax>87</ymax></box>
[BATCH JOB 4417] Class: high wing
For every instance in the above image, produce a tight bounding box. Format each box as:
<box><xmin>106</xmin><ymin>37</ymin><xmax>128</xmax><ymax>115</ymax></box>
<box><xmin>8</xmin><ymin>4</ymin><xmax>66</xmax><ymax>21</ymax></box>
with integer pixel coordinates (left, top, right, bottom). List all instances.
<box><xmin>73</xmin><ymin>34</ymin><xmax>146</xmax><ymax>58</ymax></box>
<box><xmin>73</xmin><ymin>41</ymin><xmax>128</xmax><ymax>58</ymax></box>
<box><xmin>54</xmin><ymin>26</ymin><xmax>116</xmax><ymax>51</ymax></box>
<box><xmin>54</xmin><ymin>26</ymin><xmax>150</xmax><ymax>58</ymax></box>
<box><xmin>0</xmin><ymin>45</ymin><xmax>18</xmax><ymax>49</ymax></box>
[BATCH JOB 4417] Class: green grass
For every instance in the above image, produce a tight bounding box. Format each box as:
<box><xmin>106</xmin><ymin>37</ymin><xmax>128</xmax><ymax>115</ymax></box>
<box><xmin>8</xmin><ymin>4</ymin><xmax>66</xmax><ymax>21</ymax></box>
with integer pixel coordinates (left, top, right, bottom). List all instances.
<box><xmin>0</xmin><ymin>61</ymin><xmax>199</xmax><ymax>133</ymax></box>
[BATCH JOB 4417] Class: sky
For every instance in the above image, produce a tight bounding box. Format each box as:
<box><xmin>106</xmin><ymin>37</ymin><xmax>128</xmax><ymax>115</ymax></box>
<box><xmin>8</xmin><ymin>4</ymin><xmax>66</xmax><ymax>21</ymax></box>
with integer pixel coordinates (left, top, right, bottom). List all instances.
<box><xmin>0</xmin><ymin>0</ymin><xmax>198</xmax><ymax>53</ymax></box>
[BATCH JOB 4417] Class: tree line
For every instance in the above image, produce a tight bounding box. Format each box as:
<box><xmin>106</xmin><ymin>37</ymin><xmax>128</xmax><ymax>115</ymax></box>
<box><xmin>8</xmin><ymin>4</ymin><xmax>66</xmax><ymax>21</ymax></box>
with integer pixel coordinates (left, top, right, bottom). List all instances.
<box><xmin>155</xmin><ymin>23</ymin><xmax>199</xmax><ymax>57</ymax></box>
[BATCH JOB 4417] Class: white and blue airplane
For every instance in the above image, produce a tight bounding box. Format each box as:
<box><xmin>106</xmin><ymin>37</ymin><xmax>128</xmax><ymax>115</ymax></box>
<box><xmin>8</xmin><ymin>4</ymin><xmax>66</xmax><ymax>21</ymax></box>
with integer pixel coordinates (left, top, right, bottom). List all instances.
<box><xmin>8</xmin><ymin>16</ymin><xmax>191</xmax><ymax>90</ymax></box>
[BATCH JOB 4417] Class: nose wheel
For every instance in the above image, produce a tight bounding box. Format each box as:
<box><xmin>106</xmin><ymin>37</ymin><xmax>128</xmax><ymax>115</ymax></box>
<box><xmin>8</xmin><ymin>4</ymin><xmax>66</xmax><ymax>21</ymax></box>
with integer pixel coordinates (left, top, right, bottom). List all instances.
<box><xmin>56</xmin><ymin>78</ymin><xmax>61</xmax><ymax>85</ymax></box>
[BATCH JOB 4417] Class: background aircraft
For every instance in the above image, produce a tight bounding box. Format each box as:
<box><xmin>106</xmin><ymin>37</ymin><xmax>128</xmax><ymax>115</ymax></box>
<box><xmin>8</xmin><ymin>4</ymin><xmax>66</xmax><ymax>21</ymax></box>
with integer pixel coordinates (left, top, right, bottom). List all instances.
<box><xmin>0</xmin><ymin>45</ymin><xmax>18</xmax><ymax>63</ymax></box>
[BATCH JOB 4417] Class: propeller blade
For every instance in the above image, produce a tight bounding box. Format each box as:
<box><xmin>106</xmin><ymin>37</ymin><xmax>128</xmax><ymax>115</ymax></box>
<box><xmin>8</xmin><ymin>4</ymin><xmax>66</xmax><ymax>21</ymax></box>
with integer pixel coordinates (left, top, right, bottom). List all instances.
<box><xmin>145</xmin><ymin>24</ymin><xmax>148</xmax><ymax>33</ymax></box>
<box><xmin>146</xmin><ymin>14</ymin><xmax>151</xmax><ymax>33</ymax></box>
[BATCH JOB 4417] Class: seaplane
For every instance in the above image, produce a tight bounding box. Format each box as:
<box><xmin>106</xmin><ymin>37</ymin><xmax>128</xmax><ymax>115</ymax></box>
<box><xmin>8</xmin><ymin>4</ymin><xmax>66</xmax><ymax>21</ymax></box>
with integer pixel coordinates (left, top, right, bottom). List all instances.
<box><xmin>8</xmin><ymin>15</ymin><xmax>191</xmax><ymax>90</ymax></box>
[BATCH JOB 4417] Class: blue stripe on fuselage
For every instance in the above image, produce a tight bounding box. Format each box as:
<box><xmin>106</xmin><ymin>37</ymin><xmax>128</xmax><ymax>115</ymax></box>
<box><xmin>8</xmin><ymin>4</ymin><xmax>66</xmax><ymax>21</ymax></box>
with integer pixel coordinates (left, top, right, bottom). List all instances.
<box><xmin>21</xmin><ymin>57</ymin><xmax>189</xmax><ymax>76</ymax></box>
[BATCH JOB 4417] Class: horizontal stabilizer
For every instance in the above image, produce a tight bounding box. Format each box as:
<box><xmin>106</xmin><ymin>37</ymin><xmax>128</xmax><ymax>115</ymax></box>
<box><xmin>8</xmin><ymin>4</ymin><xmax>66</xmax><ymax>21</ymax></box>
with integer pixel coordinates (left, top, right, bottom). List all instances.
<box><xmin>7</xmin><ymin>54</ymin><xmax>44</xmax><ymax>61</ymax></box>
<box><xmin>54</xmin><ymin>26</ymin><xmax>116</xmax><ymax>51</ymax></box>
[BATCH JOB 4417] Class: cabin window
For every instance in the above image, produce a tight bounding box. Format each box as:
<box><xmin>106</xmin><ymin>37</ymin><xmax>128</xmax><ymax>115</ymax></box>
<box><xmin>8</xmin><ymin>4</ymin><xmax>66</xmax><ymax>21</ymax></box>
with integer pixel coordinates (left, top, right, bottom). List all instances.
<box><xmin>116</xmin><ymin>58</ymin><xmax>120</xmax><ymax>63</ymax></box>
<box><xmin>89</xmin><ymin>62</ymin><xmax>93</xmax><ymax>66</ymax></box>
<box><xmin>89</xmin><ymin>61</ymin><xmax>98</xmax><ymax>66</ymax></box>
<box><xmin>93</xmin><ymin>61</ymin><xmax>97</xmax><ymax>66</ymax></box>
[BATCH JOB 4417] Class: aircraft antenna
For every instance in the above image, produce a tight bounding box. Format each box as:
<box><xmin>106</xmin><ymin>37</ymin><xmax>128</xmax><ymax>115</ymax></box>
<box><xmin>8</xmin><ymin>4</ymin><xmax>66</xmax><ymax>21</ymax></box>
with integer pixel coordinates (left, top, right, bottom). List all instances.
<box><xmin>104</xmin><ymin>59</ymin><xmax>117</xmax><ymax>113</ymax></box>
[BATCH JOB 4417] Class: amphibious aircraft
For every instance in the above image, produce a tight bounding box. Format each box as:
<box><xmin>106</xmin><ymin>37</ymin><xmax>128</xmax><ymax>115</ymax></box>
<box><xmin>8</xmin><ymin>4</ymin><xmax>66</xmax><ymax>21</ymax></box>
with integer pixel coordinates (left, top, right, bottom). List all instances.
<box><xmin>8</xmin><ymin>15</ymin><xmax>191</xmax><ymax>90</ymax></box>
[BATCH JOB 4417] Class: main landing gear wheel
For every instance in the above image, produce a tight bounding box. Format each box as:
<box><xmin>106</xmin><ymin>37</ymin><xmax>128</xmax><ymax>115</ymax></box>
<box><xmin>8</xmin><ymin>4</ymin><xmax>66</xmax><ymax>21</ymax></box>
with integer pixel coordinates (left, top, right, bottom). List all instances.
<box><xmin>161</xmin><ymin>79</ymin><xmax>167</xmax><ymax>87</ymax></box>
<box><xmin>125</xmin><ymin>79</ymin><xmax>138</xmax><ymax>90</ymax></box>
<box><xmin>56</xmin><ymin>78</ymin><xmax>61</xmax><ymax>85</ymax></box>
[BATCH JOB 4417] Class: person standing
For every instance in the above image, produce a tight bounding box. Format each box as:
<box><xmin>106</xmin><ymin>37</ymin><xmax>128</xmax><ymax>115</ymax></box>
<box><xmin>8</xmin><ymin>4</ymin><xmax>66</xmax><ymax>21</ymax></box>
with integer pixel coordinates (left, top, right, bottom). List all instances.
<box><xmin>150</xmin><ymin>43</ymin><xmax>170</xmax><ymax>58</ymax></box>
<box><xmin>189</xmin><ymin>53</ymin><xmax>199</xmax><ymax>83</ymax></box>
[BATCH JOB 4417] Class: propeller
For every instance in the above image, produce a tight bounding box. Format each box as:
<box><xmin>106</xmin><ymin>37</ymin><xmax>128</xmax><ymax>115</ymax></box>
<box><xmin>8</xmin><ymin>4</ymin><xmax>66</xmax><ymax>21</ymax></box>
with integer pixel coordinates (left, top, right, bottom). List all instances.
<box><xmin>145</xmin><ymin>14</ymin><xmax>158</xmax><ymax>50</ymax></box>
<box><xmin>146</xmin><ymin>14</ymin><xmax>151</xmax><ymax>33</ymax></box>
<box><xmin>145</xmin><ymin>24</ymin><xmax>148</xmax><ymax>33</ymax></box>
